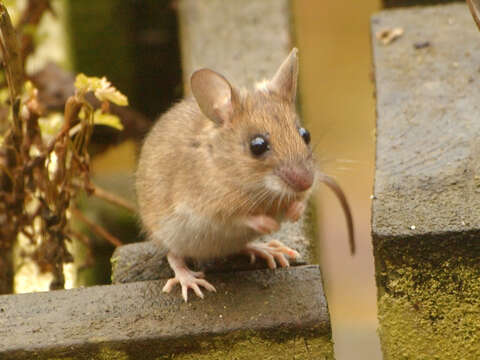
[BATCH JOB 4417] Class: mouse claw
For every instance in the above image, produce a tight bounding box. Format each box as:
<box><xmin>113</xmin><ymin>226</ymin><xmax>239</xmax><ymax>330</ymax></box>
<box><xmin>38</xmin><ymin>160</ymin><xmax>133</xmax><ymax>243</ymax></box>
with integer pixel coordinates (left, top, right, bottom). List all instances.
<box><xmin>162</xmin><ymin>278</ymin><xmax>179</xmax><ymax>293</ymax></box>
<box><xmin>268</xmin><ymin>239</ymin><xmax>301</xmax><ymax>259</ymax></box>
<box><xmin>164</xmin><ymin>272</ymin><xmax>216</xmax><ymax>302</ymax></box>
<box><xmin>164</xmin><ymin>253</ymin><xmax>216</xmax><ymax>302</ymax></box>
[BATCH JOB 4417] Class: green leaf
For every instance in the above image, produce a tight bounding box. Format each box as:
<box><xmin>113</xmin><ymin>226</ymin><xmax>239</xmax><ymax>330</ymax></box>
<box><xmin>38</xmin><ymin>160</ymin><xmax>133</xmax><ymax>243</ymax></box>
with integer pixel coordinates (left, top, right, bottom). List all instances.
<box><xmin>74</xmin><ymin>73</ymin><xmax>128</xmax><ymax>106</ymax></box>
<box><xmin>74</xmin><ymin>73</ymin><xmax>101</xmax><ymax>93</ymax></box>
<box><xmin>93</xmin><ymin>109</ymin><xmax>124</xmax><ymax>131</ymax></box>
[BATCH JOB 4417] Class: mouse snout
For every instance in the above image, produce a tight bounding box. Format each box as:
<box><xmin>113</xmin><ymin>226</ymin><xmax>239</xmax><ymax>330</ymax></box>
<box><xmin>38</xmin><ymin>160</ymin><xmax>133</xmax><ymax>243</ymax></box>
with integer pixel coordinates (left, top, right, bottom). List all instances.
<box><xmin>277</xmin><ymin>165</ymin><xmax>314</xmax><ymax>192</ymax></box>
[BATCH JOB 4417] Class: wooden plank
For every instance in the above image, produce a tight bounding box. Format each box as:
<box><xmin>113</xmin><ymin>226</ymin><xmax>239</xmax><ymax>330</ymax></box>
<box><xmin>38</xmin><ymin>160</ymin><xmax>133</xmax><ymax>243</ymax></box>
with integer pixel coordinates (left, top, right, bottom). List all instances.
<box><xmin>0</xmin><ymin>265</ymin><xmax>333</xmax><ymax>359</ymax></box>
<box><xmin>371</xmin><ymin>3</ymin><xmax>480</xmax><ymax>358</ymax></box>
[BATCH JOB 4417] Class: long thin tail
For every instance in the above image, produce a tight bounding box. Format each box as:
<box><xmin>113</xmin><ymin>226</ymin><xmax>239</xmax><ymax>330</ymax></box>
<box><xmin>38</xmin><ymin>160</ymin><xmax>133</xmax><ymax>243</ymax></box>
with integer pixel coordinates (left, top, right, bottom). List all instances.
<box><xmin>318</xmin><ymin>174</ymin><xmax>355</xmax><ymax>255</ymax></box>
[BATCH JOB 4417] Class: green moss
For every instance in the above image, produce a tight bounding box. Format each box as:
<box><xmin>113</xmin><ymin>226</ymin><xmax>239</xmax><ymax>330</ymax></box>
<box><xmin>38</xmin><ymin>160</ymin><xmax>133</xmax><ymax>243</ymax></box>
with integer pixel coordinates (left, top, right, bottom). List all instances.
<box><xmin>28</xmin><ymin>328</ymin><xmax>333</xmax><ymax>359</ymax></box>
<box><xmin>95</xmin><ymin>347</ymin><xmax>129</xmax><ymax>360</ymax></box>
<box><xmin>154</xmin><ymin>333</ymin><xmax>334</xmax><ymax>360</ymax></box>
<box><xmin>375</xmin><ymin>236</ymin><xmax>480</xmax><ymax>359</ymax></box>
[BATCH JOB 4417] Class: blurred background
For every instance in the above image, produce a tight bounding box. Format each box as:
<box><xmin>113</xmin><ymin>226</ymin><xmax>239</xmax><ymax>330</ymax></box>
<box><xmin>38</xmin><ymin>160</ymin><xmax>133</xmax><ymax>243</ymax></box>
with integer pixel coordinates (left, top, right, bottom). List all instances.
<box><xmin>294</xmin><ymin>1</ymin><xmax>383</xmax><ymax>358</ymax></box>
<box><xmin>293</xmin><ymin>1</ymin><xmax>382</xmax><ymax>359</ymax></box>
<box><xmin>6</xmin><ymin>0</ymin><xmax>387</xmax><ymax>358</ymax></box>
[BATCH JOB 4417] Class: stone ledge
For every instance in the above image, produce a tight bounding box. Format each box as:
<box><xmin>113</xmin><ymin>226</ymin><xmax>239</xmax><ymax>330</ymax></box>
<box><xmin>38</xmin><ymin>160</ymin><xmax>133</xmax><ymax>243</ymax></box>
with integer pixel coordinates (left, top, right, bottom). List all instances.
<box><xmin>372</xmin><ymin>3</ymin><xmax>480</xmax><ymax>240</ymax></box>
<box><xmin>0</xmin><ymin>265</ymin><xmax>333</xmax><ymax>360</ymax></box>
<box><xmin>371</xmin><ymin>3</ymin><xmax>480</xmax><ymax>359</ymax></box>
<box><xmin>111</xmin><ymin>227</ymin><xmax>308</xmax><ymax>285</ymax></box>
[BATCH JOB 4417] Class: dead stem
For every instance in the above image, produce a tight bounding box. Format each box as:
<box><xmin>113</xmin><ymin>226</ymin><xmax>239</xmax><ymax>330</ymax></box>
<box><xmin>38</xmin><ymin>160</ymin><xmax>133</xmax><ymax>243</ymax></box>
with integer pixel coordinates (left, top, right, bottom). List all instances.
<box><xmin>0</xmin><ymin>3</ymin><xmax>24</xmax><ymax>294</ymax></box>
<box><xmin>71</xmin><ymin>207</ymin><xmax>123</xmax><ymax>247</ymax></box>
<box><xmin>0</xmin><ymin>4</ymin><xmax>23</xmax><ymax>102</ymax></box>
<box><xmin>84</xmin><ymin>182</ymin><xmax>136</xmax><ymax>213</ymax></box>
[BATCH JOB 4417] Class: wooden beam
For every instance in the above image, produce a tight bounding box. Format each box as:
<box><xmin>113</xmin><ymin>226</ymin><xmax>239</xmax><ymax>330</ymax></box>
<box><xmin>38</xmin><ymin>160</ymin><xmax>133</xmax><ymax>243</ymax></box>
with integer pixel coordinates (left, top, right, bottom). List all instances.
<box><xmin>372</xmin><ymin>3</ymin><xmax>480</xmax><ymax>358</ymax></box>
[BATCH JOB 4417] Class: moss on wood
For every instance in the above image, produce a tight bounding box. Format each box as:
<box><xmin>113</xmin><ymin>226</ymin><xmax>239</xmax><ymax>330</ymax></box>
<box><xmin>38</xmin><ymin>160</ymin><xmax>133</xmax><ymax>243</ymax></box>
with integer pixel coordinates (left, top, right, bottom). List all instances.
<box><xmin>375</xmin><ymin>236</ymin><xmax>480</xmax><ymax>359</ymax></box>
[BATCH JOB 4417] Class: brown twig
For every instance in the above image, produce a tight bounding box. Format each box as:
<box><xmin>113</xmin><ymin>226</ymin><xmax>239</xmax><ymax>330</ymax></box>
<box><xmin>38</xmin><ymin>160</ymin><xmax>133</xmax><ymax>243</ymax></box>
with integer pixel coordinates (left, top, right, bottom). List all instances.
<box><xmin>467</xmin><ymin>0</ymin><xmax>480</xmax><ymax>32</ymax></box>
<box><xmin>86</xmin><ymin>182</ymin><xmax>136</xmax><ymax>213</ymax></box>
<box><xmin>71</xmin><ymin>207</ymin><xmax>123</xmax><ymax>247</ymax></box>
<box><xmin>67</xmin><ymin>229</ymin><xmax>91</xmax><ymax>247</ymax></box>
<box><xmin>0</xmin><ymin>4</ymin><xmax>23</xmax><ymax>103</ymax></box>
<box><xmin>0</xmin><ymin>3</ymin><xmax>24</xmax><ymax>294</ymax></box>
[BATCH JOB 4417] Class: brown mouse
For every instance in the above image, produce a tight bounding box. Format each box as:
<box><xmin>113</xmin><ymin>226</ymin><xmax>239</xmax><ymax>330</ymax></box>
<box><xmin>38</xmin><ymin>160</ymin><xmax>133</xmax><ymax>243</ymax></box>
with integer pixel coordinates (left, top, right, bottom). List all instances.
<box><xmin>136</xmin><ymin>48</ymin><xmax>354</xmax><ymax>301</ymax></box>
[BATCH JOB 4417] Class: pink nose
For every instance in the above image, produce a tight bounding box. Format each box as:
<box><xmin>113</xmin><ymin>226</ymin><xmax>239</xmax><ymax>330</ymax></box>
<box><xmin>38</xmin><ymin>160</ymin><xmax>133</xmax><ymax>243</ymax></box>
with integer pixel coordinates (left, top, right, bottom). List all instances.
<box><xmin>278</xmin><ymin>166</ymin><xmax>314</xmax><ymax>192</ymax></box>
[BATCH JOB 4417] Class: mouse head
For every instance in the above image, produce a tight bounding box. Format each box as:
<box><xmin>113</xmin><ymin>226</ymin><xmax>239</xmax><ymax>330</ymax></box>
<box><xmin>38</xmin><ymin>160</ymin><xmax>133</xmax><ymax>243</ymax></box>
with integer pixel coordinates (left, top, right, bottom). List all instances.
<box><xmin>191</xmin><ymin>48</ymin><xmax>315</xmax><ymax>202</ymax></box>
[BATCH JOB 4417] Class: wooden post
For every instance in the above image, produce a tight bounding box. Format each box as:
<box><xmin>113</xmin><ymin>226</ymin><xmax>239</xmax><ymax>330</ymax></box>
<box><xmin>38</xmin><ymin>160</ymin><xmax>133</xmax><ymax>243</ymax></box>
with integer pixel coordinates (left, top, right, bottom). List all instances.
<box><xmin>372</xmin><ymin>3</ymin><xmax>480</xmax><ymax>358</ymax></box>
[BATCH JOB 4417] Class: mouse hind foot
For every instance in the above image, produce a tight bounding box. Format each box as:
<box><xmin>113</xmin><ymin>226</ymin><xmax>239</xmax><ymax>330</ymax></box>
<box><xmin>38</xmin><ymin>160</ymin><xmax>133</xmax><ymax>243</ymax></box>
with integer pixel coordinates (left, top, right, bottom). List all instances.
<box><xmin>163</xmin><ymin>252</ymin><xmax>216</xmax><ymax>302</ymax></box>
<box><xmin>243</xmin><ymin>240</ymin><xmax>300</xmax><ymax>269</ymax></box>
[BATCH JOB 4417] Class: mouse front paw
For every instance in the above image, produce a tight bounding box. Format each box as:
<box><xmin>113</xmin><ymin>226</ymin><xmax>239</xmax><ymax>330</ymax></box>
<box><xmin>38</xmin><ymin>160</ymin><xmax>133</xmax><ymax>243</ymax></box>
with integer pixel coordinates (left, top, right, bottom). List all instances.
<box><xmin>244</xmin><ymin>215</ymin><xmax>280</xmax><ymax>235</ymax></box>
<box><xmin>285</xmin><ymin>200</ymin><xmax>306</xmax><ymax>222</ymax></box>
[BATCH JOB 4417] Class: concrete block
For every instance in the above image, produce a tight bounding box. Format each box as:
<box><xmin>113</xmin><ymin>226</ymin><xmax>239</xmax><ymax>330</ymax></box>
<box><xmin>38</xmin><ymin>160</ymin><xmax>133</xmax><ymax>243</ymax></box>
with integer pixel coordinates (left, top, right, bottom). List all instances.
<box><xmin>178</xmin><ymin>0</ymin><xmax>292</xmax><ymax>89</ymax></box>
<box><xmin>372</xmin><ymin>3</ymin><xmax>480</xmax><ymax>358</ymax></box>
<box><xmin>111</xmin><ymin>224</ymin><xmax>309</xmax><ymax>284</ymax></box>
<box><xmin>0</xmin><ymin>265</ymin><xmax>333</xmax><ymax>359</ymax></box>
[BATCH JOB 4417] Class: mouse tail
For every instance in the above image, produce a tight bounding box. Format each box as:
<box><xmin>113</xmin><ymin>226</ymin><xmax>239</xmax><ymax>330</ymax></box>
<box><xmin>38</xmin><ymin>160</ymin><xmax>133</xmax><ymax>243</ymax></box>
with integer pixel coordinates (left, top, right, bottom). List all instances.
<box><xmin>317</xmin><ymin>173</ymin><xmax>356</xmax><ymax>255</ymax></box>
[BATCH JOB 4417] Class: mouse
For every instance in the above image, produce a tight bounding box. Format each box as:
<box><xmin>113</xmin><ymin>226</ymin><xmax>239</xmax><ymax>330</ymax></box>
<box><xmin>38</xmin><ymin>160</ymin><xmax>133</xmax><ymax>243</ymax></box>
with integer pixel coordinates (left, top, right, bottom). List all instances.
<box><xmin>136</xmin><ymin>48</ymin><xmax>354</xmax><ymax>301</ymax></box>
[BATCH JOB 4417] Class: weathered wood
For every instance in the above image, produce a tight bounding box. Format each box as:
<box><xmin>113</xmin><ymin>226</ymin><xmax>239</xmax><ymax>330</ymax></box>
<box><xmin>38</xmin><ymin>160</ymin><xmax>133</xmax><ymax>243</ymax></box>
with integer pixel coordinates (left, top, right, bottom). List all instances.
<box><xmin>0</xmin><ymin>265</ymin><xmax>333</xmax><ymax>360</ymax></box>
<box><xmin>111</xmin><ymin>214</ymin><xmax>311</xmax><ymax>284</ymax></box>
<box><xmin>372</xmin><ymin>3</ymin><xmax>480</xmax><ymax>358</ymax></box>
<box><xmin>111</xmin><ymin>240</ymin><xmax>307</xmax><ymax>284</ymax></box>
<box><xmin>178</xmin><ymin>0</ymin><xmax>292</xmax><ymax>90</ymax></box>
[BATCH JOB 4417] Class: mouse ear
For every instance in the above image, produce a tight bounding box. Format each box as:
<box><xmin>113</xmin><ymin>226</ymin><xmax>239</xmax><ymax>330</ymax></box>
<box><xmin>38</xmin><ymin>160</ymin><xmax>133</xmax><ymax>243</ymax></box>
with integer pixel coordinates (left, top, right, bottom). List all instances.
<box><xmin>191</xmin><ymin>69</ymin><xmax>237</xmax><ymax>126</ymax></box>
<box><xmin>268</xmin><ymin>48</ymin><xmax>299</xmax><ymax>103</ymax></box>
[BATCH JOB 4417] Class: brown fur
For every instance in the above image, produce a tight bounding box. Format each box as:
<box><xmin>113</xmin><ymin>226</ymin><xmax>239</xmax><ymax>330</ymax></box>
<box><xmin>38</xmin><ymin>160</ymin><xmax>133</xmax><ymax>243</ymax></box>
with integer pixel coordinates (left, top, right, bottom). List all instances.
<box><xmin>136</xmin><ymin>50</ymin><xmax>316</xmax><ymax>259</ymax></box>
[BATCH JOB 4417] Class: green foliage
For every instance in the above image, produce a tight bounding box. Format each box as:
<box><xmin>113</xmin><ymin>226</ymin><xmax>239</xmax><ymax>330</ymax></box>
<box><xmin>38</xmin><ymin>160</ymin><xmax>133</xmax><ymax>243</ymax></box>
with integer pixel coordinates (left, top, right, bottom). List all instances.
<box><xmin>74</xmin><ymin>73</ymin><xmax>128</xmax><ymax>106</ymax></box>
<box><xmin>92</xmin><ymin>110</ymin><xmax>124</xmax><ymax>131</ymax></box>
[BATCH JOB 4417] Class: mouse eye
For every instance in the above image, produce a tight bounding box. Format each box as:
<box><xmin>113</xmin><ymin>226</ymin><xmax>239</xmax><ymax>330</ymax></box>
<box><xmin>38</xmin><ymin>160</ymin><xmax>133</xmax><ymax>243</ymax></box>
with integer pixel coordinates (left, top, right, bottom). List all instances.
<box><xmin>299</xmin><ymin>127</ymin><xmax>311</xmax><ymax>145</ymax></box>
<box><xmin>250</xmin><ymin>135</ymin><xmax>270</xmax><ymax>157</ymax></box>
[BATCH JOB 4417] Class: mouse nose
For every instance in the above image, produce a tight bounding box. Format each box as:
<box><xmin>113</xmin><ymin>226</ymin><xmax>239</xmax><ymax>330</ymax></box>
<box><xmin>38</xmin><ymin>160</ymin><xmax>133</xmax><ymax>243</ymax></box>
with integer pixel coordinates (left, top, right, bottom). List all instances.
<box><xmin>277</xmin><ymin>165</ymin><xmax>314</xmax><ymax>192</ymax></box>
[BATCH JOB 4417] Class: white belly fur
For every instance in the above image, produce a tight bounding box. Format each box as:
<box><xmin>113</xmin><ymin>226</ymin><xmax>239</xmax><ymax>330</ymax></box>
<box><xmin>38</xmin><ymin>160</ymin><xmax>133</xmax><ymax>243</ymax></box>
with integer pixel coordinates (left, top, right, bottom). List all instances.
<box><xmin>151</xmin><ymin>204</ymin><xmax>256</xmax><ymax>260</ymax></box>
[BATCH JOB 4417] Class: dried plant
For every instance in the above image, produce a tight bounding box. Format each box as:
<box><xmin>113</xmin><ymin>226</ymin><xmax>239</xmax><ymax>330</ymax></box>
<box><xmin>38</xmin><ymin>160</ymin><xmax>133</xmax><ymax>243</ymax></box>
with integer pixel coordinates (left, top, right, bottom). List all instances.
<box><xmin>0</xmin><ymin>2</ymin><xmax>134</xmax><ymax>294</ymax></box>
